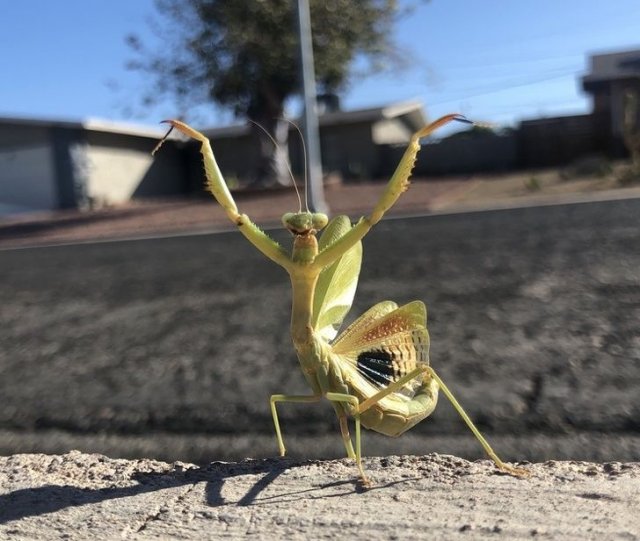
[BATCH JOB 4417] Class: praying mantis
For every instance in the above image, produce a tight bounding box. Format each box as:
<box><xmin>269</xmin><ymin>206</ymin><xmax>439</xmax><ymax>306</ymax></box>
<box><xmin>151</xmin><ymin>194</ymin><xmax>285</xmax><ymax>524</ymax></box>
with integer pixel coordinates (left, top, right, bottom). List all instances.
<box><xmin>153</xmin><ymin>114</ymin><xmax>528</xmax><ymax>486</ymax></box>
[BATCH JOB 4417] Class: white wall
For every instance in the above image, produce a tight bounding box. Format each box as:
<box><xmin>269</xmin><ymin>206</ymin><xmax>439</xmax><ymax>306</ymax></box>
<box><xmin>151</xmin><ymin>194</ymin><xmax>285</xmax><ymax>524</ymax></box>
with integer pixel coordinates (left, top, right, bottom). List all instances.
<box><xmin>85</xmin><ymin>146</ymin><xmax>155</xmax><ymax>205</ymax></box>
<box><xmin>0</xmin><ymin>144</ymin><xmax>57</xmax><ymax>215</ymax></box>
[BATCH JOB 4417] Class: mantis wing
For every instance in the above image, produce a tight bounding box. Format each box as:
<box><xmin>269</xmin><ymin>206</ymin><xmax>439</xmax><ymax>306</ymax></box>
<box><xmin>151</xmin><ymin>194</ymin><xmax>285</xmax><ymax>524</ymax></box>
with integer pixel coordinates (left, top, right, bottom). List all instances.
<box><xmin>332</xmin><ymin>301</ymin><xmax>430</xmax><ymax>397</ymax></box>
<box><xmin>311</xmin><ymin>216</ymin><xmax>363</xmax><ymax>342</ymax></box>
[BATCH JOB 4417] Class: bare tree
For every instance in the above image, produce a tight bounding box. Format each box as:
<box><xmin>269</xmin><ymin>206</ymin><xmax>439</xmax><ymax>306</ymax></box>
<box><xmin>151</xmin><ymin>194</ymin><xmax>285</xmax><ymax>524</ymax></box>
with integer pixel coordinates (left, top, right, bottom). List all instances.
<box><xmin>127</xmin><ymin>0</ymin><xmax>416</xmax><ymax>186</ymax></box>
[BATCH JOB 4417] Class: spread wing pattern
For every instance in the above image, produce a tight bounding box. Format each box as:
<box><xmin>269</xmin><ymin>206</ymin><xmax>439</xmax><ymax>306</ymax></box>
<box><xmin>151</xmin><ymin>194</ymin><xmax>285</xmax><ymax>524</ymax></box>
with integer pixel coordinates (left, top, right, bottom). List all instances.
<box><xmin>331</xmin><ymin>301</ymin><xmax>430</xmax><ymax>397</ymax></box>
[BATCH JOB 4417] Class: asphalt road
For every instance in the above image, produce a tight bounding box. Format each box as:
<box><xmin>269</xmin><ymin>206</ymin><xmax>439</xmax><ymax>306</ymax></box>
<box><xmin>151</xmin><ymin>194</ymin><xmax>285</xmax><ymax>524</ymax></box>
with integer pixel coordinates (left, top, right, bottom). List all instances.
<box><xmin>1</xmin><ymin>198</ymin><xmax>639</xmax><ymax>465</ymax></box>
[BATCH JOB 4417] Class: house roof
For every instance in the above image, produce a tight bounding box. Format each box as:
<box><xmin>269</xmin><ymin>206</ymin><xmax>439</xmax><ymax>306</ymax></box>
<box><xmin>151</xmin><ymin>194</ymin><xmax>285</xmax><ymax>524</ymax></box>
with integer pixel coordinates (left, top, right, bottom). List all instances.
<box><xmin>203</xmin><ymin>100</ymin><xmax>428</xmax><ymax>139</ymax></box>
<box><xmin>582</xmin><ymin>48</ymin><xmax>640</xmax><ymax>89</ymax></box>
<box><xmin>319</xmin><ymin>99</ymin><xmax>427</xmax><ymax>129</ymax></box>
<box><xmin>0</xmin><ymin>99</ymin><xmax>428</xmax><ymax>142</ymax></box>
<box><xmin>0</xmin><ymin>115</ymin><xmax>168</xmax><ymax>139</ymax></box>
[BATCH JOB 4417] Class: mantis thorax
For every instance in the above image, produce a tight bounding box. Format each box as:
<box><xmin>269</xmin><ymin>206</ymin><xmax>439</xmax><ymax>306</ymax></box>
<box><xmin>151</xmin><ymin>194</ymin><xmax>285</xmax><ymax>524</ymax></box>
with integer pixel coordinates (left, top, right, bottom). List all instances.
<box><xmin>292</xmin><ymin>232</ymin><xmax>319</xmax><ymax>264</ymax></box>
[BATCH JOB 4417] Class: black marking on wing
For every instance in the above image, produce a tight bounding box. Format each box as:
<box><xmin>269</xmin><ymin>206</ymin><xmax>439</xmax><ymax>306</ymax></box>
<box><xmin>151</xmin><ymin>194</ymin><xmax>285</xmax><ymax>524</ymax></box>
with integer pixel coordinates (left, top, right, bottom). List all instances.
<box><xmin>357</xmin><ymin>350</ymin><xmax>396</xmax><ymax>387</ymax></box>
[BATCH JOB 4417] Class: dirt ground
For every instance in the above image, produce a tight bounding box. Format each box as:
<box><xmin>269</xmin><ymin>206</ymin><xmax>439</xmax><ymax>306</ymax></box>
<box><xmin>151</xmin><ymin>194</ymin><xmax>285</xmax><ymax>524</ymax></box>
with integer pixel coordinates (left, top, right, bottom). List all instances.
<box><xmin>1</xmin><ymin>169</ymin><xmax>638</xmax><ymax>249</ymax></box>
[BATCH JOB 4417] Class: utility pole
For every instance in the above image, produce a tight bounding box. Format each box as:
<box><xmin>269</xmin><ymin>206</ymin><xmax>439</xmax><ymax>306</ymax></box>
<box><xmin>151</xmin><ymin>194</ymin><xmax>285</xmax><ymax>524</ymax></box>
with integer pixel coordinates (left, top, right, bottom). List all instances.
<box><xmin>295</xmin><ymin>0</ymin><xmax>328</xmax><ymax>213</ymax></box>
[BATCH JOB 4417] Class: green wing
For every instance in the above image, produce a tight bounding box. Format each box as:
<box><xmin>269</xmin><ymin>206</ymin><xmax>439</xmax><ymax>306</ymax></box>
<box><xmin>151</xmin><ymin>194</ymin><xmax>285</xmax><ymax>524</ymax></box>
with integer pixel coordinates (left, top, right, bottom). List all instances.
<box><xmin>311</xmin><ymin>215</ymin><xmax>363</xmax><ymax>342</ymax></box>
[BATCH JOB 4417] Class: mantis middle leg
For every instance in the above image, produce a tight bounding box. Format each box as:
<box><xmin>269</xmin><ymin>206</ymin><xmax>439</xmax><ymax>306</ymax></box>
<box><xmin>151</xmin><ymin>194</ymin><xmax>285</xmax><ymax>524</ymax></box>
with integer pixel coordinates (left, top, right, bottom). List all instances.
<box><xmin>270</xmin><ymin>393</ymin><xmax>357</xmax><ymax>461</ymax></box>
<box><xmin>270</xmin><ymin>394</ymin><xmax>322</xmax><ymax>456</ymax></box>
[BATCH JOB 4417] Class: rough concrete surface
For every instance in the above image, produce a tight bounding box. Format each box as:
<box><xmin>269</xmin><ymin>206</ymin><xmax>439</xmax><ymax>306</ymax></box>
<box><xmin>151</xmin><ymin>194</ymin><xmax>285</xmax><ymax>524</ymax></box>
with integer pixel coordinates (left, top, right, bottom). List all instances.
<box><xmin>0</xmin><ymin>451</ymin><xmax>638</xmax><ymax>540</ymax></box>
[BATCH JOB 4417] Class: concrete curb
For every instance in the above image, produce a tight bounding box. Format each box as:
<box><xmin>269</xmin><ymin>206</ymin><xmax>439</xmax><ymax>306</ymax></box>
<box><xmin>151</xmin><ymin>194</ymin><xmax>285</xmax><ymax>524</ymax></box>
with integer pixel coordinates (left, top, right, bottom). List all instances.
<box><xmin>1</xmin><ymin>451</ymin><xmax>638</xmax><ymax>540</ymax></box>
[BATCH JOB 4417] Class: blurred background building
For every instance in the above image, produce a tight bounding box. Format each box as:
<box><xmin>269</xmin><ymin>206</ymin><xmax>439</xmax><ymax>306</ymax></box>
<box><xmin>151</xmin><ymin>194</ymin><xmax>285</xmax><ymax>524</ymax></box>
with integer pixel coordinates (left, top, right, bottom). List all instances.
<box><xmin>1</xmin><ymin>49</ymin><xmax>639</xmax><ymax>217</ymax></box>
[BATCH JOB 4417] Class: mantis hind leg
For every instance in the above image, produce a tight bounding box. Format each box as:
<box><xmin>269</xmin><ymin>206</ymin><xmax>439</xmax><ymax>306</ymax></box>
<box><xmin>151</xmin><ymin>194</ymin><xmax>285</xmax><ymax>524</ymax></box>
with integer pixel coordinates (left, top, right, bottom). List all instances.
<box><xmin>330</xmin><ymin>404</ymin><xmax>356</xmax><ymax>459</ymax></box>
<box><xmin>424</xmin><ymin>366</ymin><xmax>529</xmax><ymax>478</ymax></box>
<box><xmin>353</xmin><ymin>364</ymin><xmax>529</xmax><ymax>477</ymax></box>
<box><xmin>270</xmin><ymin>394</ymin><xmax>322</xmax><ymax>456</ymax></box>
<box><xmin>326</xmin><ymin>392</ymin><xmax>370</xmax><ymax>487</ymax></box>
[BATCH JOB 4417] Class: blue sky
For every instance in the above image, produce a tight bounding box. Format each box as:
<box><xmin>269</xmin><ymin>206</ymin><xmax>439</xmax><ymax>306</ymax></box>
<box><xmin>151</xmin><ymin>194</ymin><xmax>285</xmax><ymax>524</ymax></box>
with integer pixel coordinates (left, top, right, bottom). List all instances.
<box><xmin>1</xmin><ymin>0</ymin><xmax>639</xmax><ymax>130</ymax></box>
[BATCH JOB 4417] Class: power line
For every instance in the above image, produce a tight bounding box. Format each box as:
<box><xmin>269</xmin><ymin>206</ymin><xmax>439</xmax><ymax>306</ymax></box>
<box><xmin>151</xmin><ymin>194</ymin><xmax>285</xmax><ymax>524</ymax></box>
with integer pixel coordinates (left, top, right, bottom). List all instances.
<box><xmin>426</xmin><ymin>69</ymin><xmax>579</xmax><ymax>107</ymax></box>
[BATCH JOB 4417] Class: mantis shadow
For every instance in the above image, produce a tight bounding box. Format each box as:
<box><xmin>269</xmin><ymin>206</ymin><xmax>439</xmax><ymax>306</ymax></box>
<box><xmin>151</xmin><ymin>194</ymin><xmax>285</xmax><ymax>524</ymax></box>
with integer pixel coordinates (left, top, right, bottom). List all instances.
<box><xmin>0</xmin><ymin>457</ymin><xmax>415</xmax><ymax>524</ymax></box>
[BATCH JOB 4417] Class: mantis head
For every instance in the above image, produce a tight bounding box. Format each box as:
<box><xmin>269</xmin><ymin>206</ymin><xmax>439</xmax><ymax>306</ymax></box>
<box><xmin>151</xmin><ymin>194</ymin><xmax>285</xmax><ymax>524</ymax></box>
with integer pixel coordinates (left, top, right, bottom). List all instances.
<box><xmin>282</xmin><ymin>212</ymin><xmax>328</xmax><ymax>236</ymax></box>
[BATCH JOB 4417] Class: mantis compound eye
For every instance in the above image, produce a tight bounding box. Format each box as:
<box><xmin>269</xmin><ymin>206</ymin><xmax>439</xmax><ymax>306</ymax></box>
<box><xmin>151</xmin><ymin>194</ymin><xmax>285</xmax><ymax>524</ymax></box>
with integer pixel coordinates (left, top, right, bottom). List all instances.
<box><xmin>312</xmin><ymin>213</ymin><xmax>328</xmax><ymax>231</ymax></box>
<box><xmin>282</xmin><ymin>213</ymin><xmax>296</xmax><ymax>229</ymax></box>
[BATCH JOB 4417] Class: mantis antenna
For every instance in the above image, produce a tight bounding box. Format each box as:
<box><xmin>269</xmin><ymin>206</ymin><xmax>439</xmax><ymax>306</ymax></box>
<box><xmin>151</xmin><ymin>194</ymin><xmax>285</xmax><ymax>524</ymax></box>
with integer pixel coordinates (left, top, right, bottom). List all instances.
<box><xmin>281</xmin><ymin>118</ymin><xmax>310</xmax><ymax>213</ymax></box>
<box><xmin>248</xmin><ymin>120</ymin><xmax>303</xmax><ymax>213</ymax></box>
<box><xmin>153</xmin><ymin>120</ymin><xmax>304</xmax><ymax>214</ymax></box>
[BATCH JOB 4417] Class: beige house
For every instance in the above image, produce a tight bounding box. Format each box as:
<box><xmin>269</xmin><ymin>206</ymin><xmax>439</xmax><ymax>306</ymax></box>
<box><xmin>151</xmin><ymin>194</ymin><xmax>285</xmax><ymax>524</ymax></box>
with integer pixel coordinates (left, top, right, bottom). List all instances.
<box><xmin>0</xmin><ymin>117</ymin><xmax>184</xmax><ymax>215</ymax></box>
<box><xmin>201</xmin><ymin>100</ymin><xmax>428</xmax><ymax>183</ymax></box>
<box><xmin>4</xmin><ymin>48</ymin><xmax>640</xmax><ymax>218</ymax></box>
<box><xmin>0</xmin><ymin>101</ymin><xmax>428</xmax><ymax>216</ymax></box>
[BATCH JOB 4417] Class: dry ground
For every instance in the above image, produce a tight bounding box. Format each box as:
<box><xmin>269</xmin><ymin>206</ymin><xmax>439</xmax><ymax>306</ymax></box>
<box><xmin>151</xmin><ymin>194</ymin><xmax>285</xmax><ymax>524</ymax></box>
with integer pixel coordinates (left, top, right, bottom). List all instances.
<box><xmin>1</xmin><ymin>166</ymin><xmax>639</xmax><ymax>248</ymax></box>
<box><xmin>1</xmin><ymin>191</ymin><xmax>639</xmax><ymax>465</ymax></box>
